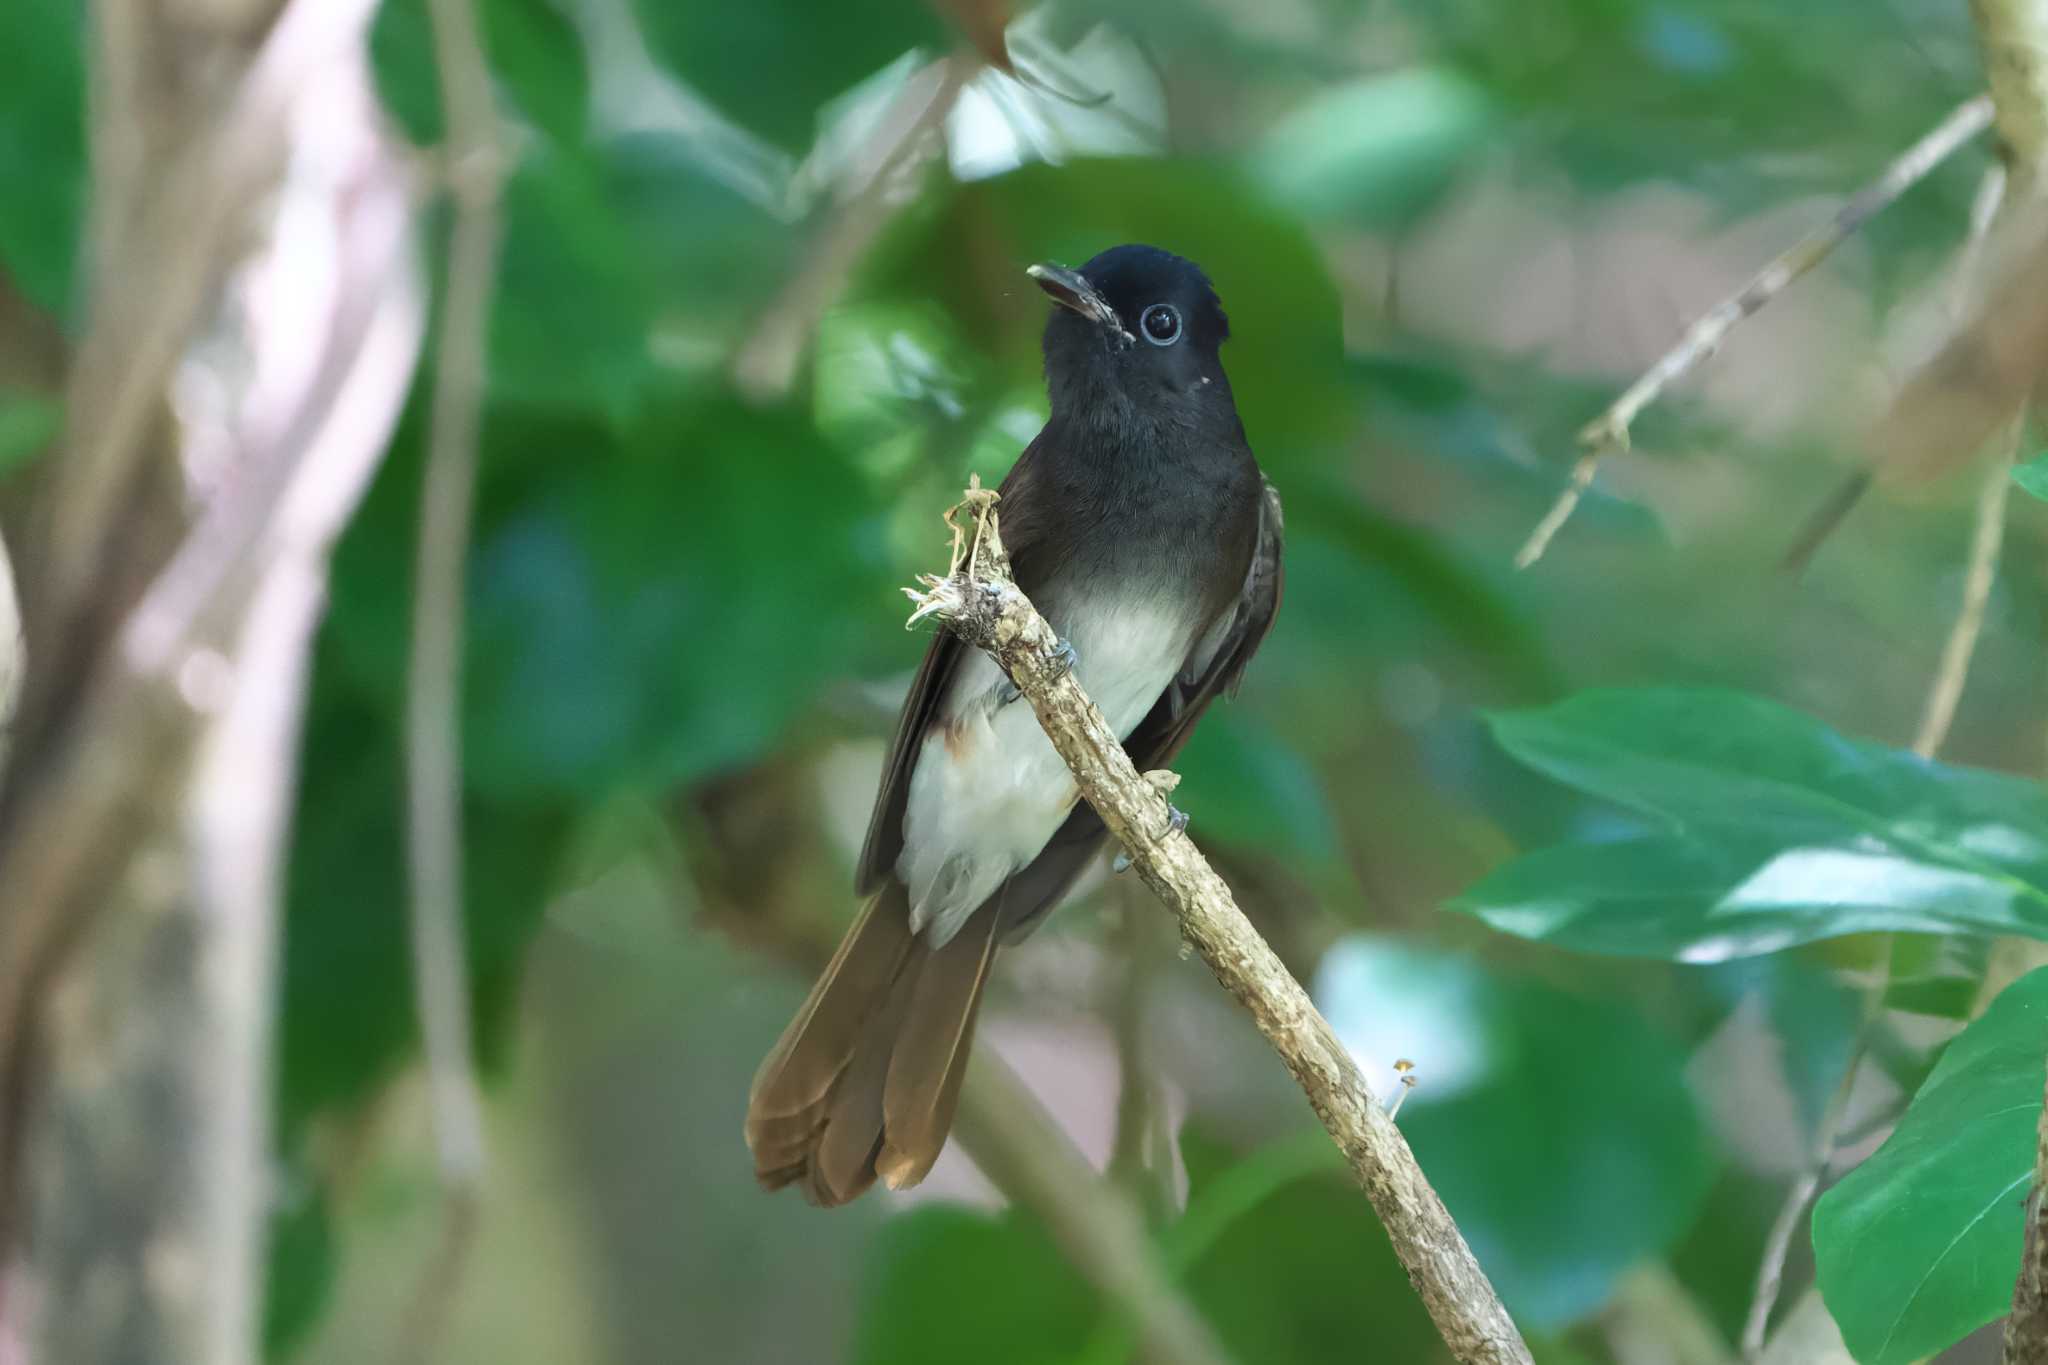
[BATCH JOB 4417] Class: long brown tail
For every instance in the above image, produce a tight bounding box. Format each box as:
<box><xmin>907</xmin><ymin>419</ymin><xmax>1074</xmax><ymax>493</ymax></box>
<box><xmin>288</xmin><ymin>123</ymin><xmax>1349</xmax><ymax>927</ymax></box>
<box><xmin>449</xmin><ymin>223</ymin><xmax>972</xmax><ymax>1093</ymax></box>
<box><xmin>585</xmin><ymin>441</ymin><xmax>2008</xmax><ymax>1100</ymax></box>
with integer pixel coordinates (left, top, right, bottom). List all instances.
<box><xmin>745</xmin><ymin>882</ymin><xmax>1000</xmax><ymax>1206</ymax></box>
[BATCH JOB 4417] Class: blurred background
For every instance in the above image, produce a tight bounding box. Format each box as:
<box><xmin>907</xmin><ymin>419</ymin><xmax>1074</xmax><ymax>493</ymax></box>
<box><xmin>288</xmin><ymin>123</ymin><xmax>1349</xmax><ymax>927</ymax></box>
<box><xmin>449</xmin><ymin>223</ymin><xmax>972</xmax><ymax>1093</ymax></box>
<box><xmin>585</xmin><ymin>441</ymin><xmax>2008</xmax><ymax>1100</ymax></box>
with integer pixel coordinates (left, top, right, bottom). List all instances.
<box><xmin>2</xmin><ymin>0</ymin><xmax>2046</xmax><ymax>1362</ymax></box>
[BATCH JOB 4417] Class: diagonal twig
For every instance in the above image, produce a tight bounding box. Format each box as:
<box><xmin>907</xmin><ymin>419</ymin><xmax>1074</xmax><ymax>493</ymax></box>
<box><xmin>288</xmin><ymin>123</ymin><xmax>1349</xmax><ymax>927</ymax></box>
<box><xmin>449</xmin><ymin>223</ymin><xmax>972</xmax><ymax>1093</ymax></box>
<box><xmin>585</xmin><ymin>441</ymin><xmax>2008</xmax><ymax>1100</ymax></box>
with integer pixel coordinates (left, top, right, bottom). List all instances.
<box><xmin>1515</xmin><ymin>94</ymin><xmax>1995</xmax><ymax>570</ymax></box>
<box><xmin>911</xmin><ymin>485</ymin><xmax>1533</xmax><ymax>1365</ymax></box>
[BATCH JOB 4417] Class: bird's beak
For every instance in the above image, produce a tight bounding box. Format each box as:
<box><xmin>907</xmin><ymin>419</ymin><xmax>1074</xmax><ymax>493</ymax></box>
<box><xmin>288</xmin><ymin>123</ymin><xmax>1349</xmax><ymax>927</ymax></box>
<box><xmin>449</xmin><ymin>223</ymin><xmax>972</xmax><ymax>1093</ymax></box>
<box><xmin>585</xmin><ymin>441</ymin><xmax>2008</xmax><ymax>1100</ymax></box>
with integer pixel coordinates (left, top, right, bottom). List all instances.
<box><xmin>1027</xmin><ymin>262</ymin><xmax>1130</xmax><ymax>342</ymax></box>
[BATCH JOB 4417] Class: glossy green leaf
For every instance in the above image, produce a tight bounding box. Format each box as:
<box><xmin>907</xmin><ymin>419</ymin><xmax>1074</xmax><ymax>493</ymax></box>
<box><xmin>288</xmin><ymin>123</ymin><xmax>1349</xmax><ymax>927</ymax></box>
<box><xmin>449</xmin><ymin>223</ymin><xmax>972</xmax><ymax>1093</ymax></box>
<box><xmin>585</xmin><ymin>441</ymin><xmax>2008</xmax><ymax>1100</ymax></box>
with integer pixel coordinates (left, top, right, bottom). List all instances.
<box><xmin>854</xmin><ymin>1207</ymin><xmax>1097</xmax><ymax>1365</ymax></box>
<box><xmin>1315</xmin><ymin>936</ymin><xmax>1715</xmax><ymax>1326</ymax></box>
<box><xmin>1813</xmin><ymin>966</ymin><xmax>2048</xmax><ymax>1364</ymax></box>
<box><xmin>1449</xmin><ymin>690</ymin><xmax>2048</xmax><ymax>959</ymax></box>
<box><xmin>2015</xmin><ymin>454</ymin><xmax>2048</xmax><ymax>503</ymax></box>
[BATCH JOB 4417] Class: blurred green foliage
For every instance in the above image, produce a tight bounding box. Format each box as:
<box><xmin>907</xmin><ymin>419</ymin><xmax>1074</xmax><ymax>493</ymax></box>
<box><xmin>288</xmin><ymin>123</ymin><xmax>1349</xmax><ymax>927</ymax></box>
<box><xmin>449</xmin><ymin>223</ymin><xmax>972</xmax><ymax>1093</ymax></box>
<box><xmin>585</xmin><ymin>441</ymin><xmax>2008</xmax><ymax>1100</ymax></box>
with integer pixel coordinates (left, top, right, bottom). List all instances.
<box><xmin>2</xmin><ymin>0</ymin><xmax>2045</xmax><ymax>1361</ymax></box>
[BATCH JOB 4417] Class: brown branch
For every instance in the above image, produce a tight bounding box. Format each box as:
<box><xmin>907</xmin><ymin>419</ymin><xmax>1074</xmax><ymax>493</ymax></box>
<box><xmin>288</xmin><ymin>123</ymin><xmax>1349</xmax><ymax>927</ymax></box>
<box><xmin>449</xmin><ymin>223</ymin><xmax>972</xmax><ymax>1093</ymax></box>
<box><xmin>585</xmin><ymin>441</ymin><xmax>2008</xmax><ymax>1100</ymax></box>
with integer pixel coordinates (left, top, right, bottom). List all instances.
<box><xmin>1514</xmin><ymin>94</ymin><xmax>1996</xmax><ymax>570</ymax></box>
<box><xmin>397</xmin><ymin>0</ymin><xmax>507</xmax><ymax>1354</ymax></box>
<box><xmin>909</xmin><ymin>486</ymin><xmax>1532</xmax><ymax>1365</ymax></box>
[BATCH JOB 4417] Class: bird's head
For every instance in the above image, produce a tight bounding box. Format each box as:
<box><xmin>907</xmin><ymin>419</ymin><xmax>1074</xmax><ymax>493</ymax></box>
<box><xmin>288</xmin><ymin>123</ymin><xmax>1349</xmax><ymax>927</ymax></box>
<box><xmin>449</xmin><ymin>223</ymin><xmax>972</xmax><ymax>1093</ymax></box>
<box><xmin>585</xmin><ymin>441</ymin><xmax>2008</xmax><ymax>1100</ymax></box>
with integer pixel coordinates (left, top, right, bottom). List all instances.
<box><xmin>1030</xmin><ymin>244</ymin><xmax>1233</xmax><ymax>426</ymax></box>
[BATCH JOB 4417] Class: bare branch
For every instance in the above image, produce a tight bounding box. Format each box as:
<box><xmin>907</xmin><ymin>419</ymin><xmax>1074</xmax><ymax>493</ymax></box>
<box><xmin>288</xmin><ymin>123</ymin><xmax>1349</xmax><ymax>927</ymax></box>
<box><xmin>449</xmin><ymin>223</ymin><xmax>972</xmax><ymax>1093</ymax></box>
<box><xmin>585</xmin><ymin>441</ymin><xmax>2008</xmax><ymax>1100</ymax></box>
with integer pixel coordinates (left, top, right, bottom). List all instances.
<box><xmin>911</xmin><ymin>487</ymin><xmax>1532</xmax><ymax>1365</ymax></box>
<box><xmin>398</xmin><ymin>0</ymin><xmax>507</xmax><ymax>1352</ymax></box>
<box><xmin>1515</xmin><ymin>94</ymin><xmax>1995</xmax><ymax>569</ymax></box>
<box><xmin>407</xmin><ymin>0</ymin><xmax>503</xmax><ymax>1196</ymax></box>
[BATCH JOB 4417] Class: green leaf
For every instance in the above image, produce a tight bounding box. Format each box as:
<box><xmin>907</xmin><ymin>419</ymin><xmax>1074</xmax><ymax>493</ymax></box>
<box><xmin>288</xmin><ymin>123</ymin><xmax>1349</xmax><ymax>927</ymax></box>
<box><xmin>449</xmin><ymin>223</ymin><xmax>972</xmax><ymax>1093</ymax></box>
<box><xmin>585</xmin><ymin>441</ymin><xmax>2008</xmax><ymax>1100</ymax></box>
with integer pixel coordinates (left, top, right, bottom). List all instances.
<box><xmin>2015</xmin><ymin>453</ymin><xmax>2048</xmax><ymax>503</ymax></box>
<box><xmin>853</xmin><ymin>1206</ymin><xmax>1097</xmax><ymax>1365</ymax></box>
<box><xmin>262</xmin><ymin>1177</ymin><xmax>333</xmax><ymax>1361</ymax></box>
<box><xmin>1813</xmin><ymin>966</ymin><xmax>2048</xmax><ymax>1364</ymax></box>
<box><xmin>1168</xmin><ymin>1127</ymin><xmax>1448</xmax><ymax>1365</ymax></box>
<box><xmin>633</xmin><ymin>0</ymin><xmax>945</xmax><ymax>154</ymax></box>
<box><xmin>1448</xmin><ymin>690</ymin><xmax>2048</xmax><ymax>960</ymax></box>
<box><xmin>1247</xmin><ymin>67</ymin><xmax>1492</xmax><ymax>228</ymax></box>
<box><xmin>0</xmin><ymin>390</ymin><xmax>60</xmax><ymax>476</ymax></box>
<box><xmin>1174</xmin><ymin>707</ymin><xmax>1341</xmax><ymax>864</ymax></box>
<box><xmin>0</xmin><ymin>0</ymin><xmax>85</xmax><ymax>316</ymax></box>
<box><xmin>277</xmin><ymin>671</ymin><xmax>570</xmax><ymax>1132</ymax></box>
<box><xmin>461</xmin><ymin>398</ymin><xmax>894</xmax><ymax>797</ymax></box>
<box><xmin>1314</xmin><ymin>936</ymin><xmax>1715</xmax><ymax>1326</ymax></box>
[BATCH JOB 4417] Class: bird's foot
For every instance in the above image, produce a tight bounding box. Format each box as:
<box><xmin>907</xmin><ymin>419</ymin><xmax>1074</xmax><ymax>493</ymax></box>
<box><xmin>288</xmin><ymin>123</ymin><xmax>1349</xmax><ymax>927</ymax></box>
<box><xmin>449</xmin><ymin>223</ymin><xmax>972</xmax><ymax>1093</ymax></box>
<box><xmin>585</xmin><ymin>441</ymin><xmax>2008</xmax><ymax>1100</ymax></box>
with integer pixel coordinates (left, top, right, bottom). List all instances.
<box><xmin>1047</xmin><ymin>637</ymin><xmax>1079</xmax><ymax>679</ymax></box>
<box><xmin>1109</xmin><ymin>806</ymin><xmax>1187</xmax><ymax>875</ymax></box>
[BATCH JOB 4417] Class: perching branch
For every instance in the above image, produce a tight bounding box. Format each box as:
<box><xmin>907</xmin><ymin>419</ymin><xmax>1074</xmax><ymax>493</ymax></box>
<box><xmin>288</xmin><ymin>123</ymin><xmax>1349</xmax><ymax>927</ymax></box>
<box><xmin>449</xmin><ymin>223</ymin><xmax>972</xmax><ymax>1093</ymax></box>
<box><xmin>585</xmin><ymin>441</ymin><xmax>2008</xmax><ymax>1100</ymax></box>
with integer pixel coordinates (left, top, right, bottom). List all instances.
<box><xmin>908</xmin><ymin>483</ymin><xmax>1533</xmax><ymax>1365</ymax></box>
<box><xmin>1514</xmin><ymin>94</ymin><xmax>1995</xmax><ymax>570</ymax></box>
<box><xmin>399</xmin><ymin>0</ymin><xmax>507</xmax><ymax>1355</ymax></box>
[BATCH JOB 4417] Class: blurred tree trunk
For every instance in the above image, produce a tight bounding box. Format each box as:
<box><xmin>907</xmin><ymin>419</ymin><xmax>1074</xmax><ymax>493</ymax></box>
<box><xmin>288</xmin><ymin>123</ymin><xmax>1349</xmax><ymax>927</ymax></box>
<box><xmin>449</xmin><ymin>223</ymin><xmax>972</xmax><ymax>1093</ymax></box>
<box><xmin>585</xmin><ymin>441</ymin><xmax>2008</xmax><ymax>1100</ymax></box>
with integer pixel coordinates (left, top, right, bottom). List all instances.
<box><xmin>0</xmin><ymin>1</ymin><xmax>419</xmax><ymax>1360</ymax></box>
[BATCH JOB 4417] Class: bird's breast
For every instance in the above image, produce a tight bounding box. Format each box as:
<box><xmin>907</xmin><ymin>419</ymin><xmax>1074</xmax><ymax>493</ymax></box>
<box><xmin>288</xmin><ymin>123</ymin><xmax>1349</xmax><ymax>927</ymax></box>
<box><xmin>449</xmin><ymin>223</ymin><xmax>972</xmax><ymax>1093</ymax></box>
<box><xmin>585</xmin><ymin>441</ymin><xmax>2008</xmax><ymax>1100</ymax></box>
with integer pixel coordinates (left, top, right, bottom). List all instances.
<box><xmin>894</xmin><ymin>585</ymin><xmax>1201</xmax><ymax>946</ymax></box>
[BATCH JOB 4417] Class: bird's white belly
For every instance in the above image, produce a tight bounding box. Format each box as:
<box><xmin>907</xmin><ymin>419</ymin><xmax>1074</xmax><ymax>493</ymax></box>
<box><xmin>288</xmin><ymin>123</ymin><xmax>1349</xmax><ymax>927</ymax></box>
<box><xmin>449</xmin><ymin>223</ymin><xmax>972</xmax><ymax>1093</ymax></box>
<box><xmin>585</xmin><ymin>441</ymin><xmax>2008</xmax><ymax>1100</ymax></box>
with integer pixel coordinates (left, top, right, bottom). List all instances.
<box><xmin>896</xmin><ymin>595</ymin><xmax>1192</xmax><ymax>944</ymax></box>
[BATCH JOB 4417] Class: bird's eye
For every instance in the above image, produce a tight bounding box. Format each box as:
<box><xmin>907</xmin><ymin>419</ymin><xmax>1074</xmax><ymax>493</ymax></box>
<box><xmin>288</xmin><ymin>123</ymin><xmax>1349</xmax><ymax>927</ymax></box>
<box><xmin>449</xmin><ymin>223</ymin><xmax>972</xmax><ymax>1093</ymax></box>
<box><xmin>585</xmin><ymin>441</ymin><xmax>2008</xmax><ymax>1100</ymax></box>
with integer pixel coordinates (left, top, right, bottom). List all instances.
<box><xmin>1140</xmin><ymin>304</ymin><xmax>1182</xmax><ymax>346</ymax></box>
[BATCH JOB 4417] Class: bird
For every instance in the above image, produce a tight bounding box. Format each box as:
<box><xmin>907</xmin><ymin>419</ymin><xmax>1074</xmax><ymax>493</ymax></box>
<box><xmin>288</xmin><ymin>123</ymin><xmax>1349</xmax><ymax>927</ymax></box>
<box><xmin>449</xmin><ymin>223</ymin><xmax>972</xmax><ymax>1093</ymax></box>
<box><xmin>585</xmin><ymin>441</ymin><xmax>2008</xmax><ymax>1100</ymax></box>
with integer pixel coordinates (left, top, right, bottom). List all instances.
<box><xmin>744</xmin><ymin>243</ymin><xmax>1285</xmax><ymax>1206</ymax></box>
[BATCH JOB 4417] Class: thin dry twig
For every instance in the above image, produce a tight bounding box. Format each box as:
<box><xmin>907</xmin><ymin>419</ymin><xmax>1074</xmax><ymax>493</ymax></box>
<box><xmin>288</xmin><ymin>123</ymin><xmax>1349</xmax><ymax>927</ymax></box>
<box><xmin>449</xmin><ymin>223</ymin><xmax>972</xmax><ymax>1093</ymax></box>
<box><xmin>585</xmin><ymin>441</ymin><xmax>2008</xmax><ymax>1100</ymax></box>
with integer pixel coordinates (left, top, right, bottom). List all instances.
<box><xmin>1515</xmin><ymin>94</ymin><xmax>1996</xmax><ymax>569</ymax></box>
<box><xmin>1740</xmin><ymin>1038</ymin><xmax>1869</xmax><ymax>1363</ymax></box>
<box><xmin>399</xmin><ymin>0</ymin><xmax>505</xmax><ymax>1351</ymax></box>
<box><xmin>911</xmin><ymin>486</ymin><xmax>1532</xmax><ymax>1365</ymax></box>
<box><xmin>1911</xmin><ymin>426</ymin><xmax>2017</xmax><ymax>757</ymax></box>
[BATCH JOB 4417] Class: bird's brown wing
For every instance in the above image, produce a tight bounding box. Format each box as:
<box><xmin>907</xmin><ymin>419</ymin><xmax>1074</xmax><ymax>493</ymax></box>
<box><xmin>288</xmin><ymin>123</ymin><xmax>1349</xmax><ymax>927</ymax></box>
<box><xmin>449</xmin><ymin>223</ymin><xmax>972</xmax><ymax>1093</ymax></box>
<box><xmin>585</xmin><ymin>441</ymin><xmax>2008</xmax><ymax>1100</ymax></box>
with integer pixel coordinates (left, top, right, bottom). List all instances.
<box><xmin>853</xmin><ymin>442</ymin><xmax>1064</xmax><ymax>897</ymax></box>
<box><xmin>1124</xmin><ymin>474</ymin><xmax>1285</xmax><ymax>769</ymax></box>
<box><xmin>993</xmin><ymin>474</ymin><xmax>1285</xmax><ymax>942</ymax></box>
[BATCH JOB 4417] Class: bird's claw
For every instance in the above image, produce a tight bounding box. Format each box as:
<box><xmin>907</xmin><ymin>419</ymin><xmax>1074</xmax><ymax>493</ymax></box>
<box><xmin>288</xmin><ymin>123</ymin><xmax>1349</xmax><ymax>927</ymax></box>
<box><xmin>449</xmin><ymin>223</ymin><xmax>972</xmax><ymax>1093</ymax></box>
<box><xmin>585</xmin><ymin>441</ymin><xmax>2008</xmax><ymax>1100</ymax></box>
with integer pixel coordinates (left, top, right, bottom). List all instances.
<box><xmin>1111</xmin><ymin>805</ymin><xmax>1187</xmax><ymax>875</ymax></box>
<box><xmin>1048</xmin><ymin>638</ymin><xmax>1079</xmax><ymax>679</ymax></box>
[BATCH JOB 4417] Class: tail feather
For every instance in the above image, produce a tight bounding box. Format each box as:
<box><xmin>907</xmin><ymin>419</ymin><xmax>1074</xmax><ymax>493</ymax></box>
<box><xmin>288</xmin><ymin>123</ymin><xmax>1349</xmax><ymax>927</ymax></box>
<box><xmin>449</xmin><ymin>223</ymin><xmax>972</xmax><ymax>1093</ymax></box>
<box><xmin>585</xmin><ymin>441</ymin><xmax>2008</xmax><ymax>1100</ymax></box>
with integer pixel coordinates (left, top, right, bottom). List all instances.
<box><xmin>744</xmin><ymin>882</ymin><xmax>999</xmax><ymax>1207</ymax></box>
<box><xmin>877</xmin><ymin>909</ymin><xmax>1001</xmax><ymax>1190</ymax></box>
